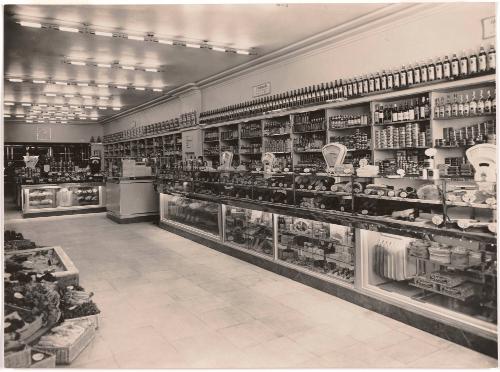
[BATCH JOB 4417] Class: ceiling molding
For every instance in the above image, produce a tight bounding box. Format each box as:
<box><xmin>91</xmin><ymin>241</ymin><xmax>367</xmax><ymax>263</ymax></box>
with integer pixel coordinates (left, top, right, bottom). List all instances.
<box><xmin>100</xmin><ymin>2</ymin><xmax>448</xmax><ymax>125</ymax></box>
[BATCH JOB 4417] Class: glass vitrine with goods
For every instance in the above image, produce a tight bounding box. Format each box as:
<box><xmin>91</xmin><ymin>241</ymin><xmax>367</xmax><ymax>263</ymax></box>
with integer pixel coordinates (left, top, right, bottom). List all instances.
<box><xmin>224</xmin><ymin>206</ymin><xmax>274</xmax><ymax>257</ymax></box>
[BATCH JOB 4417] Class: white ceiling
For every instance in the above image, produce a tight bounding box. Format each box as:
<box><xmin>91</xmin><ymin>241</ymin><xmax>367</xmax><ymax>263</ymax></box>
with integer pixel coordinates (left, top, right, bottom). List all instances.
<box><xmin>4</xmin><ymin>4</ymin><xmax>390</xmax><ymax>125</ymax></box>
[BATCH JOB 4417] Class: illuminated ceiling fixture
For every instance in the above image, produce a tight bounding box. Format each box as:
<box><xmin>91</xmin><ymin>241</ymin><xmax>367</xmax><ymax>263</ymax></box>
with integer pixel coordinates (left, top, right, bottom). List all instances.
<box><xmin>98</xmin><ymin>97</ymin><xmax>109</xmax><ymax>100</ymax></box>
<box><xmin>4</xmin><ymin>114</ymin><xmax>11</xmax><ymax>118</ymax></box>
<box><xmin>116</xmin><ymin>85</ymin><xmax>128</xmax><ymax>89</ymax></box>
<box><xmin>16</xmin><ymin>115</ymin><xmax>24</xmax><ymax>118</ymax></box>
<box><xmin>121</xmin><ymin>65</ymin><xmax>135</xmax><ymax>71</ymax></box>
<box><xmin>58</xmin><ymin>26</ymin><xmax>79</xmax><ymax>33</ymax></box>
<box><xmin>99</xmin><ymin>106</ymin><xmax>107</xmax><ymax>110</ymax></box>
<box><xmin>37</xmin><ymin>120</ymin><xmax>45</xmax><ymax>123</ymax></box>
<box><xmin>22</xmin><ymin>103</ymin><xmax>31</xmax><ymax>106</ymax></box>
<box><xmin>16</xmin><ymin>19</ymin><xmax>256</xmax><ymax>55</ymax></box>
<box><xmin>82</xmin><ymin>95</ymin><xmax>92</xmax><ymax>99</ymax></box>
<box><xmin>9</xmin><ymin>78</ymin><xmax>23</xmax><ymax>82</ymax></box>
<box><xmin>112</xmin><ymin>107</ymin><xmax>121</xmax><ymax>111</ymax></box>
<box><xmin>61</xmin><ymin>121</ymin><xmax>67</xmax><ymax>124</ymax></box>
<box><xmin>70</xmin><ymin>61</ymin><xmax>86</xmax><ymax>66</ymax></box>
<box><xmin>145</xmin><ymin>68</ymin><xmax>158</xmax><ymax>73</ymax></box>
<box><xmin>91</xmin><ymin>117</ymin><xmax>99</xmax><ymax>121</ymax></box>
<box><xmin>4</xmin><ymin>102</ymin><xmax>14</xmax><ymax>106</ymax></box>
<box><xmin>94</xmin><ymin>31</ymin><xmax>113</xmax><ymax>37</ymax></box>
<box><xmin>55</xmin><ymin>81</ymin><xmax>67</xmax><ymax>85</ymax></box>
<box><xmin>153</xmin><ymin>88</ymin><xmax>162</xmax><ymax>92</ymax></box>
<box><xmin>135</xmin><ymin>87</ymin><xmax>145</xmax><ymax>91</ymax></box>
<box><xmin>77</xmin><ymin>82</ymin><xmax>89</xmax><ymax>87</ymax></box>
<box><xmin>26</xmin><ymin>120</ymin><xmax>33</xmax><ymax>123</ymax></box>
<box><xmin>19</xmin><ymin>21</ymin><xmax>42</xmax><ymax>28</ymax></box>
<box><xmin>97</xmin><ymin>84</ymin><xmax>108</xmax><ymax>88</ymax></box>
<box><xmin>45</xmin><ymin>93</ymin><xmax>57</xmax><ymax>97</ymax></box>
<box><xmin>33</xmin><ymin>79</ymin><xmax>46</xmax><ymax>84</ymax></box>
<box><xmin>64</xmin><ymin>94</ymin><xmax>74</xmax><ymax>98</ymax></box>
<box><xmin>97</xmin><ymin>63</ymin><xmax>112</xmax><ymax>68</ymax></box>
<box><xmin>84</xmin><ymin>106</ymin><xmax>93</xmax><ymax>109</ymax></box>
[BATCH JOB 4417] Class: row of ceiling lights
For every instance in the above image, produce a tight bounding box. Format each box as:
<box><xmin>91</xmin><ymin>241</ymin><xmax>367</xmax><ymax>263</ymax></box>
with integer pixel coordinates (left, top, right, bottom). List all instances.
<box><xmin>64</xmin><ymin>59</ymin><xmax>163</xmax><ymax>73</ymax></box>
<box><xmin>7</xmin><ymin>77</ymin><xmax>163</xmax><ymax>92</ymax></box>
<box><xmin>5</xmin><ymin>102</ymin><xmax>121</xmax><ymax>111</ymax></box>
<box><xmin>18</xmin><ymin>20</ymin><xmax>254</xmax><ymax>55</ymax></box>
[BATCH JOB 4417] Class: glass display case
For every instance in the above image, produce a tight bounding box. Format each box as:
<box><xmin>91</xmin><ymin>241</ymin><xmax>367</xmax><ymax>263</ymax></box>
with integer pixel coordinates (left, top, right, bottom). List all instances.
<box><xmin>21</xmin><ymin>183</ymin><xmax>105</xmax><ymax>217</ymax></box>
<box><xmin>276</xmin><ymin>215</ymin><xmax>355</xmax><ymax>283</ymax></box>
<box><xmin>224</xmin><ymin>206</ymin><xmax>274</xmax><ymax>257</ymax></box>
<box><xmin>360</xmin><ymin>228</ymin><xmax>497</xmax><ymax>329</ymax></box>
<box><xmin>160</xmin><ymin>194</ymin><xmax>221</xmax><ymax>239</ymax></box>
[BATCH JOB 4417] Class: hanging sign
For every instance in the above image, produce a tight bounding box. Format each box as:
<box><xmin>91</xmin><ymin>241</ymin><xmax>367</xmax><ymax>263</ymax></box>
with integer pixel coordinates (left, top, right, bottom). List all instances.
<box><xmin>253</xmin><ymin>82</ymin><xmax>271</xmax><ymax>97</ymax></box>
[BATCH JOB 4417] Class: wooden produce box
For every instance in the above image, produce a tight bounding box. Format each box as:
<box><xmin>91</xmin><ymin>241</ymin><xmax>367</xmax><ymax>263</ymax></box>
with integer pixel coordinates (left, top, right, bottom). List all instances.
<box><xmin>34</xmin><ymin>318</ymin><xmax>96</xmax><ymax>365</ymax></box>
<box><xmin>5</xmin><ymin>345</ymin><xmax>31</xmax><ymax>368</ymax></box>
<box><xmin>5</xmin><ymin>246</ymin><xmax>79</xmax><ymax>288</ymax></box>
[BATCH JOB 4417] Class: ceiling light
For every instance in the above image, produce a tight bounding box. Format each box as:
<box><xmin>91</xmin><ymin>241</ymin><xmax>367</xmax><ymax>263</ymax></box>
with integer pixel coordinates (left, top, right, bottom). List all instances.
<box><xmin>16</xmin><ymin>115</ymin><xmax>24</xmax><ymax>118</ymax></box>
<box><xmin>70</xmin><ymin>105</ymin><xmax>78</xmax><ymax>109</ymax></box>
<box><xmin>116</xmin><ymin>85</ymin><xmax>128</xmax><ymax>89</ymax></box>
<box><xmin>33</xmin><ymin>79</ymin><xmax>46</xmax><ymax>84</ymax></box>
<box><xmin>49</xmin><ymin>120</ymin><xmax>56</xmax><ymax>123</ymax></box>
<box><xmin>38</xmin><ymin>104</ymin><xmax>47</xmax><ymax>107</ymax></box>
<box><xmin>26</xmin><ymin>120</ymin><xmax>33</xmax><ymax>123</ymax></box>
<box><xmin>122</xmin><ymin>66</ymin><xmax>135</xmax><ymax>70</ymax></box>
<box><xmin>4</xmin><ymin>102</ymin><xmax>14</xmax><ymax>106</ymax></box>
<box><xmin>94</xmin><ymin>31</ymin><xmax>113</xmax><ymax>37</ymax></box>
<box><xmin>91</xmin><ymin>117</ymin><xmax>98</xmax><ymax>121</ymax></box>
<box><xmin>97</xmin><ymin>63</ymin><xmax>112</xmax><ymax>68</ymax></box>
<box><xmin>158</xmin><ymin>39</ymin><xmax>174</xmax><ymax>45</ymax></box>
<box><xmin>135</xmin><ymin>87</ymin><xmax>145</xmax><ymax>91</ymax></box>
<box><xmin>59</xmin><ymin>26</ymin><xmax>79</xmax><ymax>33</ymax></box>
<box><xmin>99</xmin><ymin>106</ymin><xmax>107</xmax><ymax>110</ymax></box>
<box><xmin>4</xmin><ymin>114</ymin><xmax>11</xmax><ymax>118</ymax></box>
<box><xmin>82</xmin><ymin>95</ymin><xmax>92</xmax><ymax>99</ymax></box>
<box><xmin>37</xmin><ymin>120</ymin><xmax>45</xmax><ymax>123</ymax></box>
<box><xmin>153</xmin><ymin>88</ymin><xmax>163</xmax><ymax>92</ymax></box>
<box><xmin>61</xmin><ymin>121</ymin><xmax>67</xmax><ymax>124</ymax></box>
<box><xmin>55</xmin><ymin>105</ymin><xmax>63</xmax><ymax>108</ymax></box>
<box><xmin>98</xmin><ymin>97</ymin><xmax>109</xmax><ymax>100</ymax></box>
<box><xmin>22</xmin><ymin>103</ymin><xmax>31</xmax><ymax>106</ymax></box>
<box><xmin>84</xmin><ymin>106</ymin><xmax>93</xmax><ymax>109</ymax></box>
<box><xmin>19</xmin><ymin>21</ymin><xmax>42</xmax><ymax>28</ymax></box>
<box><xmin>97</xmin><ymin>84</ymin><xmax>108</xmax><ymax>88</ymax></box>
<box><xmin>212</xmin><ymin>47</ymin><xmax>226</xmax><ymax>52</ymax></box>
<box><xmin>45</xmin><ymin>93</ymin><xmax>57</xmax><ymax>97</ymax></box>
<box><xmin>112</xmin><ymin>107</ymin><xmax>121</xmax><ymax>111</ymax></box>
<box><xmin>145</xmin><ymin>68</ymin><xmax>158</xmax><ymax>72</ymax></box>
<box><xmin>127</xmin><ymin>35</ymin><xmax>144</xmax><ymax>41</ymax></box>
<box><xmin>70</xmin><ymin>61</ymin><xmax>86</xmax><ymax>66</ymax></box>
<box><xmin>64</xmin><ymin>94</ymin><xmax>75</xmax><ymax>98</ymax></box>
<box><xmin>9</xmin><ymin>78</ymin><xmax>23</xmax><ymax>82</ymax></box>
<box><xmin>55</xmin><ymin>81</ymin><xmax>67</xmax><ymax>85</ymax></box>
<box><xmin>77</xmin><ymin>83</ymin><xmax>88</xmax><ymax>87</ymax></box>
<box><xmin>186</xmin><ymin>43</ymin><xmax>201</xmax><ymax>49</ymax></box>
<box><xmin>236</xmin><ymin>50</ymin><xmax>250</xmax><ymax>55</ymax></box>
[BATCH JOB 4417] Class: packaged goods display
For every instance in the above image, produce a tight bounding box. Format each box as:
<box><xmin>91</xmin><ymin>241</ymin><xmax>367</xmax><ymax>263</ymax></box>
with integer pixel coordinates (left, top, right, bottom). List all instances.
<box><xmin>277</xmin><ymin>216</ymin><xmax>355</xmax><ymax>282</ymax></box>
<box><xmin>329</xmin><ymin>114</ymin><xmax>370</xmax><ymax>129</ymax></box>
<box><xmin>362</xmin><ymin>230</ymin><xmax>497</xmax><ymax>324</ymax></box>
<box><xmin>199</xmin><ymin>46</ymin><xmax>495</xmax><ymax>125</ymax></box>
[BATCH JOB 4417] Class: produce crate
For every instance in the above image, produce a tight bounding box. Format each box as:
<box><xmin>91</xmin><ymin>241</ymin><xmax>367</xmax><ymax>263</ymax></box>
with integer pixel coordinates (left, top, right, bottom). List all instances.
<box><xmin>5</xmin><ymin>304</ymin><xmax>45</xmax><ymax>343</ymax></box>
<box><xmin>34</xmin><ymin>318</ymin><xmax>96</xmax><ymax>365</ymax></box>
<box><xmin>30</xmin><ymin>348</ymin><xmax>56</xmax><ymax>368</ymax></box>
<box><xmin>5</xmin><ymin>246</ymin><xmax>79</xmax><ymax>288</ymax></box>
<box><xmin>5</xmin><ymin>345</ymin><xmax>31</xmax><ymax>368</ymax></box>
<box><xmin>65</xmin><ymin>313</ymin><xmax>100</xmax><ymax>330</ymax></box>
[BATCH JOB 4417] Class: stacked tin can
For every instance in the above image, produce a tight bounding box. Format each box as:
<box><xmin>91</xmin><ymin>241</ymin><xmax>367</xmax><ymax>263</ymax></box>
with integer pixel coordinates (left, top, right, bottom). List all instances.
<box><xmin>436</xmin><ymin>120</ymin><xmax>495</xmax><ymax>148</ymax></box>
<box><xmin>375</xmin><ymin>123</ymin><xmax>427</xmax><ymax>149</ymax></box>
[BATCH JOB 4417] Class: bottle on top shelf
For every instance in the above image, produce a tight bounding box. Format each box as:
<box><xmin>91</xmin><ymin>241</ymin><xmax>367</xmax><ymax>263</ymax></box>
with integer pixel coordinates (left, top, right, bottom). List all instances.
<box><xmin>434</xmin><ymin>90</ymin><xmax>495</xmax><ymax>118</ymax></box>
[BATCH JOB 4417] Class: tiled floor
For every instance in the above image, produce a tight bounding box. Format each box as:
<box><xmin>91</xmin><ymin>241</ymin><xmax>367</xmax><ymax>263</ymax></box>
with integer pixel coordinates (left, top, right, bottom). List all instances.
<box><xmin>5</xmin><ymin>213</ymin><xmax>498</xmax><ymax>368</ymax></box>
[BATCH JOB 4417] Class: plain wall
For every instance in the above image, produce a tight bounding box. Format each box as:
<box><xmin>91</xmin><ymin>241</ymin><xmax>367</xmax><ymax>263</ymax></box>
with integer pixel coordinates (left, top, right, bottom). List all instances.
<box><xmin>4</xmin><ymin>123</ymin><xmax>104</xmax><ymax>143</ymax></box>
<box><xmin>97</xmin><ymin>3</ymin><xmax>495</xmax><ymax>134</ymax></box>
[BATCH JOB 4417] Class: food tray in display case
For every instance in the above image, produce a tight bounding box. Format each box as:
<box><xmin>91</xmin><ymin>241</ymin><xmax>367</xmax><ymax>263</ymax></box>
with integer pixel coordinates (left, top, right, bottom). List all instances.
<box><xmin>224</xmin><ymin>206</ymin><xmax>274</xmax><ymax>257</ymax></box>
<box><xmin>21</xmin><ymin>183</ymin><xmax>105</xmax><ymax>217</ymax></box>
<box><xmin>160</xmin><ymin>194</ymin><xmax>221</xmax><ymax>239</ymax></box>
<box><xmin>277</xmin><ymin>215</ymin><xmax>355</xmax><ymax>283</ymax></box>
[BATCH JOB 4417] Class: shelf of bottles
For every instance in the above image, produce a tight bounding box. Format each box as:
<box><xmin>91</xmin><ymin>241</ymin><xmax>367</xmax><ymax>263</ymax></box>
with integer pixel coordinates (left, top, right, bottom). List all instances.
<box><xmin>199</xmin><ymin>46</ymin><xmax>495</xmax><ymax>126</ymax></box>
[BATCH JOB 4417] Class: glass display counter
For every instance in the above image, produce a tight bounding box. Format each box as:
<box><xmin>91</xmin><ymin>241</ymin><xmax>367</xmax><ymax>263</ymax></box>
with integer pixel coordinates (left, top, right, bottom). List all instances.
<box><xmin>160</xmin><ymin>194</ymin><xmax>221</xmax><ymax>239</ymax></box>
<box><xmin>21</xmin><ymin>183</ymin><xmax>105</xmax><ymax>218</ymax></box>
<box><xmin>156</xmin><ymin>169</ymin><xmax>497</xmax><ymax>349</ymax></box>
